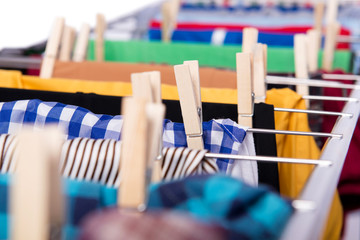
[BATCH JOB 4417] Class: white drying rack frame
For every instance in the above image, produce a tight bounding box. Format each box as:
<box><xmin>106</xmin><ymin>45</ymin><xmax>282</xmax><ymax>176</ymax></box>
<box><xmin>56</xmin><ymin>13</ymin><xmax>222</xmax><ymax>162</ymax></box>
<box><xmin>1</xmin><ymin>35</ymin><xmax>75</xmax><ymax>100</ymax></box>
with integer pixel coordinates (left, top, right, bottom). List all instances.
<box><xmin>281</xmin><ymin>80</ymin><xmax>360</xmax><ymax>239</ymax></box>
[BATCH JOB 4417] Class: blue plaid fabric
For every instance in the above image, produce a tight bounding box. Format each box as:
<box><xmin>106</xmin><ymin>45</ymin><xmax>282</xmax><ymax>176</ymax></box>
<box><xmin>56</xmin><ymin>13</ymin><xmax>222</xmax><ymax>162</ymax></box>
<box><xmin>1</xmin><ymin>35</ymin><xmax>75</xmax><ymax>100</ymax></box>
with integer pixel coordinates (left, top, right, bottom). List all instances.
<box><xmin>0</xmin><ymin>174</ymin><xmax>292</xmax><ymax>240</ymax></box>
<box><xmin>0</xmin><ymin>100</ymin><xmax>247</xmax><ymax>173</ymax></box>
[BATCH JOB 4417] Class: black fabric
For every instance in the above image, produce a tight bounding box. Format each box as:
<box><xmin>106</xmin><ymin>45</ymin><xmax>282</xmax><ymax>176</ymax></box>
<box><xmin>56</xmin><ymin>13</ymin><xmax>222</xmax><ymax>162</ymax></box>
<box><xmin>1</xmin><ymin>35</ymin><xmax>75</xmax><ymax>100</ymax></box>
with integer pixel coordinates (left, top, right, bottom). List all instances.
<box><xmin>0</xmin><ymin>87</ymin><xmax>237</xmax><ymax>122</ymax></box>
<box><xmin>252</xmin><ymin>103</ymin><xmax>280</xmax><ymax>192</ymax></box>
<box><xmin>0</xmin><ymin>87</ymin><xmax>278</xmax><ymax>190</ymax></box>
<box><xmin>0</xmin><ymin>41</ymin><xmax>46</xmax><ymax>57</ymax></box>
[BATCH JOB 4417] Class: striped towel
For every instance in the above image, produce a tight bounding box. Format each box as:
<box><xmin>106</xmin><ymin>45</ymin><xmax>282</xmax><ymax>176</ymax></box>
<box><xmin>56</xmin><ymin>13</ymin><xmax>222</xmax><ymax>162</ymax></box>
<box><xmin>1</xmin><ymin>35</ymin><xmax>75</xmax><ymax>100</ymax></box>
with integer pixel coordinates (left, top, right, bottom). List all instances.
<box><xmin>0</xmin><ymin>134</ymin><xmax>218</xmax><ymax>187</ymax></box>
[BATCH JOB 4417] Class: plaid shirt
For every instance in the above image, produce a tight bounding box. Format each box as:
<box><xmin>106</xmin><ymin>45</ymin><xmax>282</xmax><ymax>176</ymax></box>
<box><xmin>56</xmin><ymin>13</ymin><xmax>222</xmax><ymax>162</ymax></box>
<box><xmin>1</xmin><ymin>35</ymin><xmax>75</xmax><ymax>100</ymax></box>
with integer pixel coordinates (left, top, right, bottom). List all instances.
<box><xmin>0</xmin><ymin>174</ymin><xmax>292</xmax><ymax>240</ymax></box>
<box><xmin>0</xmin><ymin>100</ymin><xmax>248</xmax><ymax>173</ymax></box>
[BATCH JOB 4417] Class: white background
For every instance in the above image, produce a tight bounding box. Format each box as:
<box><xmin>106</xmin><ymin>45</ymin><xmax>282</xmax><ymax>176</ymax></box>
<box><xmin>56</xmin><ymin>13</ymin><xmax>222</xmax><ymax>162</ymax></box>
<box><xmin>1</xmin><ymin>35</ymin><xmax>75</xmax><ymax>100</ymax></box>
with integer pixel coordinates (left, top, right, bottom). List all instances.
<box><xmin>0</xmin><ymin>0</ymin><xmax>156</xmax><ymax>50</ymax></box>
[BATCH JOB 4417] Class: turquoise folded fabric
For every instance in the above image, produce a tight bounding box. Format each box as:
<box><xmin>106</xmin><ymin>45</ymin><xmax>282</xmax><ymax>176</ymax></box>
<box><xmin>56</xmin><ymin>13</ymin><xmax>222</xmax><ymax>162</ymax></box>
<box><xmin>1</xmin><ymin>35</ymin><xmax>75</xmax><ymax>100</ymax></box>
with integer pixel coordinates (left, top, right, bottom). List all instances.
<box><xmin>148</xmin><ymin>174</ymin><xmax>293</xmax><ymax>240</ymax></box>
<box><xmin>0</xmin><ymin>174</ymin><xmax>293</xmax><ymax>240</ymax></box>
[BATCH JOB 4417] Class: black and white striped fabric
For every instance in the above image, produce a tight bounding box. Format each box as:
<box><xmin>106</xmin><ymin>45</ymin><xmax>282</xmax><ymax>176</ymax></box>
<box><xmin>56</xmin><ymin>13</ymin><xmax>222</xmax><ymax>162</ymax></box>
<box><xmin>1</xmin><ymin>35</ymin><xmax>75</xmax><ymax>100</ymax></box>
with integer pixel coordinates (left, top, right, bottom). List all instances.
<box><xmin>0</xmin><ymin>134</ymin><xmax>218</xmax><ymax>187</ymax></box>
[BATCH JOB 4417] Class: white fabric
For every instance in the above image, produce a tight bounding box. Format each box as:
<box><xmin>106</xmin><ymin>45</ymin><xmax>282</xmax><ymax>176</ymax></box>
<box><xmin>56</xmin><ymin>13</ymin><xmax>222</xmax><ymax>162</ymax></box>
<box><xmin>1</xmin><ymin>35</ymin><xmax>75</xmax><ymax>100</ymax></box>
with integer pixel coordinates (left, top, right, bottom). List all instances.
<box><xmin>228</xmin><ymin>127</ymin><xmax>258</xmax><ymax>187</ymax></box>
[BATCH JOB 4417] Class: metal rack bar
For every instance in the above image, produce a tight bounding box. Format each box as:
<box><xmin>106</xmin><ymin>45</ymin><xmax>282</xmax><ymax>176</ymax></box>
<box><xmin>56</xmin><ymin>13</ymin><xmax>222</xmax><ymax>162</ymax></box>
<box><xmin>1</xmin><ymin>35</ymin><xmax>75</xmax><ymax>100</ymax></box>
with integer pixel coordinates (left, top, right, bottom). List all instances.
<box><xmin>281</xmin><ymin>82</ymin><xmax>360</xmax><ymax>240</ymax></box>
<box><xmin>205</xmin><ymin>153</ymin><xmax>332</xmax><ymax>166</ymax></box>
<box><xmin>0</xmin><ymin>57</ymin><xmax>41</xmax><ymax>69</ymax></box>
<box><xmin>302</xmin><ymin>95</ymin><xmax>358</xmax><ymax>102</ymax></box>
<box><xmin>322</xmin><ymin>73</ymin><xmax>360</xmax><ymax>81</ymax></box>
<box><xmin>337</xmin><ymin>36</ymin><xmax>360</xmax><ymax>43</ymax></box>
<box><xmin>274</xmin><ymin>107</ymin><xmax>353</xmax><ymax>117</ymax></box>
<box><xmin>266</xmin><ymin>75</ymin><xmax>360</xmax><ymax>90</ymax></box>
<box><xmin>248</xmin><ymin>128</ymin><xmax>342</xmax><ymax>139</ymax></box>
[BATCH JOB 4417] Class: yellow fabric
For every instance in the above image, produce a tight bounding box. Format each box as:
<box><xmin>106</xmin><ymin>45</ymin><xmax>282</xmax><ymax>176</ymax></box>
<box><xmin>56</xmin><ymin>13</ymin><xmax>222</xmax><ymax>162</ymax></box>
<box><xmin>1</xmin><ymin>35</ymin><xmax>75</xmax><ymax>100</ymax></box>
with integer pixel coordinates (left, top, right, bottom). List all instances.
<box><xmin>0</xmin><ymin>70</ymin><xmax>238</xmax><ymax>104</ymax></box>
<box><xmin>265</xmin><ymin>88</ymin><xmax>317</xmax><ymax>196</ymax></box>
<box><xmin>266</xmin><ymin>88</ymin><xmax>342</xmax><ymax>240</ymax></box>
<box><xmin>0</xmin><ymin>70</ymin><xmax>342</xmax><ymax>239</ymax></box>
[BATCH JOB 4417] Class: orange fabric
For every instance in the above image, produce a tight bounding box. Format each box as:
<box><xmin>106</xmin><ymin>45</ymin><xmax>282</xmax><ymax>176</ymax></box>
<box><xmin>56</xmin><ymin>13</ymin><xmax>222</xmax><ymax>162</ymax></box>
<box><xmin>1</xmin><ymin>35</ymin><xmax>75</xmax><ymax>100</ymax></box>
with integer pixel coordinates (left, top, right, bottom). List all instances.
<box><xmin>52</xmin><ymin>61</ymin><xmax>237</xmax><ymax>89</ymax></box>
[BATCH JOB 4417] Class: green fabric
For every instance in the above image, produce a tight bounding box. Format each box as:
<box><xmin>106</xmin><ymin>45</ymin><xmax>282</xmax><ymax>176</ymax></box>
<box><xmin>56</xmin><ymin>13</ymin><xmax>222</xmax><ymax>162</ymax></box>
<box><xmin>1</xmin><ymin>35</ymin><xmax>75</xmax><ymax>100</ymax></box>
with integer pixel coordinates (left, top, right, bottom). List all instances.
<box><xmin>87</xmin><ymin>40</ymin><xmax>352</xmax><ymax>73</ymax></box>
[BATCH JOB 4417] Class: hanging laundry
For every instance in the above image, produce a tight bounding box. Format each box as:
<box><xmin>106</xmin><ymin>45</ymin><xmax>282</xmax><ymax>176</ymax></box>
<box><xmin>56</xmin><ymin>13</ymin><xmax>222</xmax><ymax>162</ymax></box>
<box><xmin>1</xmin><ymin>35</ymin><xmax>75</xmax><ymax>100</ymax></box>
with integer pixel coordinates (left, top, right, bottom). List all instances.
<box><xmin>0</xmin><ymin>87</ymin><xmax>281</xmax><ymax>190</ymax></box>
<box><xmin>0</xmin><ymin>99</ymin><xmax>257</xmax><ymax>184</ymax></box>
<box><xmin>148</xmin><ymin>28</ymin><xmax>350</xmax><ymax>49</ymax></box>
<box><xmin>52</xmin><ymin>61</ymin><xmax>238</xmax><ymax>88</ymax></box>
<box><xmin>84</xmin><ymin>41</ymin><xmax>352</xmax><ymax>73</ymax></box>
<box><xmin>0</xmin><ymin>134</ymin><xmax>218</xmax><ymax>186</ymax></box>
<box><xmin>252</xmin><ymin>102</ymin><xmax>280</xmax><ymax>192</ymax></box>
<box><xmin>148</xmin><ymin>4</ymin><xmax>351</xmax><ymax>49</ymax></box>
<box><xmin>266</xmin><ymin>88</ymin><xmax>319</xmax><ymax>196</ymax></box>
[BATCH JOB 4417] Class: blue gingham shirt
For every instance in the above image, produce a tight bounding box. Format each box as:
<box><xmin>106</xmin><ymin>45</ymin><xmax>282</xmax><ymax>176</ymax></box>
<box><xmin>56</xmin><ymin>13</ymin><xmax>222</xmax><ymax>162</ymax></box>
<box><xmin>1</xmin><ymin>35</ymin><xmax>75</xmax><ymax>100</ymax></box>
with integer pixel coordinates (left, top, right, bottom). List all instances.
<box><xmin>0</xmin><ymin>99</ymin><xmax>247</xmax><ymax>173</ymax></box>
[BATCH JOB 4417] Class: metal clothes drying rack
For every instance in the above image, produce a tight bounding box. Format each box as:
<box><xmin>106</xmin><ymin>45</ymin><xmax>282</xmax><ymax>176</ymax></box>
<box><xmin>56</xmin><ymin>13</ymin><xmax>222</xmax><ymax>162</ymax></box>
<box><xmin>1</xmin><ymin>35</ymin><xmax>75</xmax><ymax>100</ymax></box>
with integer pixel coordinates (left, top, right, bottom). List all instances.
<box><xmin>281</xmin><ymin>80</ymin><xmax>360</xmax><ymax>240</ymax></box>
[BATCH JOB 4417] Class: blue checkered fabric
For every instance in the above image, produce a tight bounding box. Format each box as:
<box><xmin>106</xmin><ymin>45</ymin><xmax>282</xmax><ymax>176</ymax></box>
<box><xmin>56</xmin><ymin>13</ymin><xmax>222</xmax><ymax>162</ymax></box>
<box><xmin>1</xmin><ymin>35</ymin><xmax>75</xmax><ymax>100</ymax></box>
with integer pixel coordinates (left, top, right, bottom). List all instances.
<box><xmin>0</xmin><ymin>174</ymin><xmax>292</xmax><ymax>240</ymax></box>
<box><xmin>0</xmin><ymin>100</ymin><xmax>247</xmax><ymax>173</ymax></box>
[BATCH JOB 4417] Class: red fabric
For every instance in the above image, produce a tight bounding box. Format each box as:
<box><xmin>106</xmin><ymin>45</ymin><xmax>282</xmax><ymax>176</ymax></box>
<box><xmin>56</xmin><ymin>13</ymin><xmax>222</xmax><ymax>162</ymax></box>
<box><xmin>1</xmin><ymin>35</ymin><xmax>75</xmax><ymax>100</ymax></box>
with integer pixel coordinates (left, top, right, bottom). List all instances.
<box><xmin>26</xmin><ymin>55</ymin><xmax>41</xmax><ymax>76</ymax></box>
<box><xmin>150</xmin><ymin>20</ymin><xmax>351</xmax><ymax>35</ymax></box>
<box><xmin>322</xmin><ymin>70</ymin><xmax>360</xmax><ymax>211</ymax></box>
<box><xmin>150</xmin><ymin>20</ymin><xmax>351</xmax><ymax>49</ymax></box>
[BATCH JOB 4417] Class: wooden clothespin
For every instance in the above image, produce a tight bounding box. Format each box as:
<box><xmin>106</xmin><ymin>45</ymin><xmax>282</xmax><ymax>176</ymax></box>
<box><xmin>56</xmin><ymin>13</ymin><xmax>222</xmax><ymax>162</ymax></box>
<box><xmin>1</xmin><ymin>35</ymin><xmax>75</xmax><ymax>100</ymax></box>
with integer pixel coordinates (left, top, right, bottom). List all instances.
<box><xmin>59</xmin><ymin>25</ymin><xmax>76</xmax><ymax>62</ymax></box>
<box><xmin>118</xmin><ymin>97</ymin><xmax>149</xmax><ymax>210</ymax></box>
<box><xmin>119</xmin><ymin>97</ymin><xmax>165</xmax><ymax>210</ymax></box>
<box><xmin>131</xmin><ymin>71</ymin><xmax>164</xmax><ymax>183</ymax></box>
<box><xmin>314</xmin><ymin>2</ymin><xmax>325</xmax><ymax>32</ymax></box>
<box><xmin>236</xmin><ymin>52</ymin><xmax>253</xmax><ymax>127</ymax></box>
<box><xmin>306</xmin><ymin>29</ymin><xmax>321</xmax><ymax>74</ymax></box>
<box><xmin>40</xmin><ymin>17</ymin><xmax>65</xmax><ymax>79</ymax></box>
<box><xmin>322</xmin><ymin>0</ymin><xmax>340</xmax><ymax>72</ymax></box>
<box><xmin>262</xmin><ymin>44</ymin><xmax>268</xmax><ymax>80</ymax></box>
<box><xmin>161</xmin><ymin>0</ymin><xmax>181</xmax><ymax>42</ymax></box>
<box><xmin>147</xmin><ymin>71</ymin><xmax>162</xmax><ymax>104</ymax></box>
<box><xmin>242</xmin><ymin>27</ymin><xmax>258</xmax><ymax>54</ymax></box>
<box><xmin>322</xmin><ymin>21</ymin><xmax>340</xmax><ymax>72</ymax></box>
<box><xmin>73</xmin><ymin>23</ymin><xmax>90</xmax><ymax>62</ymax></box>
<box><xmin>146</xmin><ymin>102</ymin><xmax>165</xmax><ymax>184</ymax></box>
<box><xmin>11</xmin><ymin>127</ymin><xmax>64</xmax><ymax>240</ymax></box>
<box><xmin>183</xmin><ymin>60</ymin><xmax>201</xmax><ymax>111</ymax></box>
<box><xmin>95</xmin><ymin>13</ymin><xmax>106</xmax><ymax>62</ymax></box>
<box><xmin>132</xmin><ymin>71</ymin><xmax>162</xmax><ymax>102</ymax></box>
<box><xmin>252</xmin><ymin>43</ymin><xmax>266</xmax><ymax>104</ymax></box>
<box><xmin>131</xmin><ymin>73</ymin><xmax>154</xmax><ymax>102</ymax></box>
<box><xmin>174</xmin><ymin>61</ymin><xmax>204</xmax><ymax>150</ymax></box>
<box><xmin>294</xmin><ymin>34</ymin><xmax>310</xmax><ymax>107</ymax></box>
<box><xmin>325</xmin><ymin>0</ymin><xmax>339</xmax><ymax>26</ymax></box>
